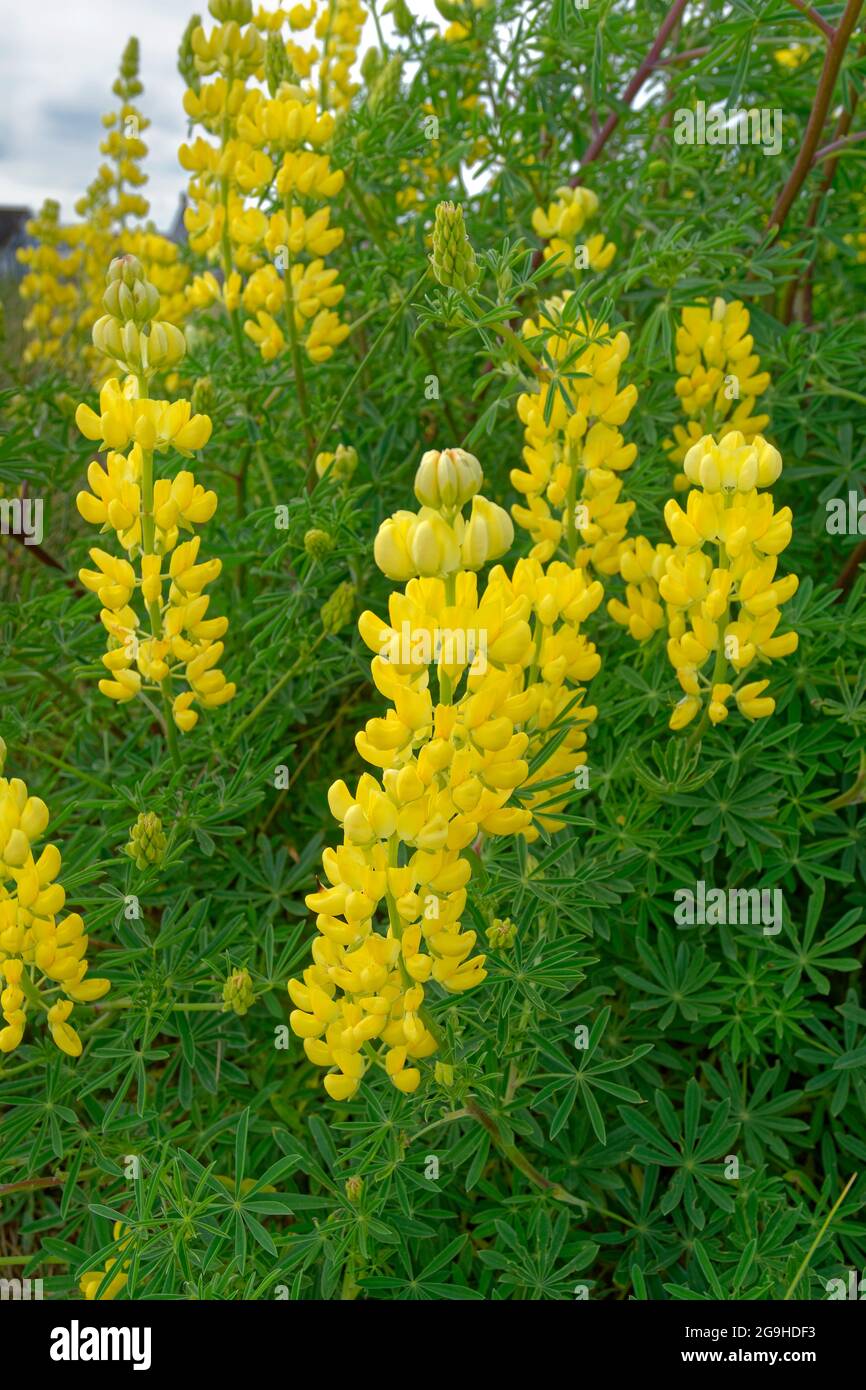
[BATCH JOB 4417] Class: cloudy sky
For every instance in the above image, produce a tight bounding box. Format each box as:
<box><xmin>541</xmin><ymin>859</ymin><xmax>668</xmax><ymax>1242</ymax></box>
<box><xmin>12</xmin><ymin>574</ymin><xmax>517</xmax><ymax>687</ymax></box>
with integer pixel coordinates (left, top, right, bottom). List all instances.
<box><xmin>0</xmin><ymin>0</ymin><xmax>441</xmax><ymax>229</ymax></box>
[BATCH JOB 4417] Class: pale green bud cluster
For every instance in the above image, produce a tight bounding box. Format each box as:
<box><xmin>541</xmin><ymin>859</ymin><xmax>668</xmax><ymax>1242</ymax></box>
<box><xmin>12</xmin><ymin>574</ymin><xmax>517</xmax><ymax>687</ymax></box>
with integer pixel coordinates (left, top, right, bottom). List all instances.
<box><xmin>114</xmin><ymin>37</ymin><xmax>143</xmax><ymax>99</ymax></box>
<box><xmin>486</xmin><ymin>916</ymin><xmax>517</xmax><ymax>949</ymax></box>
<box><xmin>209</xmin><ymin>0</ymin><xmax>252</xmax><ymax>22</ymax></box>
<box><xmin>92</xmin><ymin>255</ymin><xmax>186</xmax><ymax>376</ymax></box>
<box><xmin>222</xmin><ymin>967</ymin><xmax>255</xmax><ymax>1016</ymax></box>
<box><xmin>178</xmin><ymin>14</ymin><xmax>203</xmax><ymax>94</ymax></box>
<box><xmin>125</xmin><ymin>812</ymin><xmax>167</xmax><ymax>870</ymax></box>
<box><xmin>431</xmin><ymin>202</ymin><xmax>479</xmax><ymax>291</ymax></box>
<box><xmin>321</xmin><ymin>580</ymin><xmax>356</xmax><ymax>635</ymax></box>
<box><xmin>265</xmin><ymin>32</ymin><xmax>293</xmax><ymax>96</ymax></box>
<box><xmin>368</xmin><ymin>56</ymin><xmax>404</xmax><ymax>115</ymax></box>
<box><xmin>191</xmin><ymin>375</ymin><xmax>216</xmax><ymax>415</ymax></box>
<box><xmin>304</xmin><ymin>528</ymin><xmax>336</xmax><ymax>560</ymax></box>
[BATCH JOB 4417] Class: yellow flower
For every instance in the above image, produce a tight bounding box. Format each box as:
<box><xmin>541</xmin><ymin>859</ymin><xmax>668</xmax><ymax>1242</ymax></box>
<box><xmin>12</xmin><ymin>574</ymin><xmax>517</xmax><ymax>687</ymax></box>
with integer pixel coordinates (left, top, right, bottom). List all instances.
<box><xmin>290</xmin><ymin>445</ymin><xmax>603</xmax><ymax>1099</ymax></box>
<box><xmin>659</xmin><ymin>431</ymin><xmax>798</xmax><ymax>731</ymax></box>
<box><xmin>75</xmin><ymin>256</ymin><xmax>234</xmax><ymax>735</ymax></box>
<box><xmin>79</xmin><ymin>1222</ymin><xmax>131</xmax><ymax>1300</ymax></box>
<box><xmin>531</xmin><ymin>186</ymin><xmax>616</xmax><ymax>275</ymax></box>
<box><xmin>0</xmin><ymin>739</ymin><xmax>109</xmax><ymax>1057</ymax></box>
<box><xmin>511</xmin><ymin>297</ymin><xmax>638</xmax><ymax>574</ymax></box>
<box><xmin>663</xmin><ymin>298</ymin><xmax>771</xmax><ymax>487</ymax></box>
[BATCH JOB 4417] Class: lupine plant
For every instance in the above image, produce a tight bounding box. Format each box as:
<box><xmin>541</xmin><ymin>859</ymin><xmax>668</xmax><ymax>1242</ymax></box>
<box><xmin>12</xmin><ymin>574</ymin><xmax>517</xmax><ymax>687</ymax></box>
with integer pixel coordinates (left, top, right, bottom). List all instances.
<box><xmin>1</xmin><ymin>0</ymin><xmax>866</xmax><ymax>1305</ymax></box>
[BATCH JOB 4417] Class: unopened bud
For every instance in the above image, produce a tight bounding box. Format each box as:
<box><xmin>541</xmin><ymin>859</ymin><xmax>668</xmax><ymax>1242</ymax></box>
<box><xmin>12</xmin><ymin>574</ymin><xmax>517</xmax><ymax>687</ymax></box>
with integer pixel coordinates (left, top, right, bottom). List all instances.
<box><xmin>144</xmin><ymin>320</ymin><xmax>186</xmax><ymax>370</ymax></box>
<box><xmin>265</xmin><ymin>32</ymin><xmax>292</xmax><ymax>95</ymax></box>
<box><xmin>414</xmin><ymin>447</ymin><xmax>482</xmax><ymax>511</ymax></box>
<box><xmin>191</xmin><ymin>376</ymin><xmax>215</xmax><ymax>415</ymax></box>
<box><xmin>222</xmin><ymin>966</ymin><xmax>255</xmax><ymax>1016</ymax></box>
<box><xmin>92</xmin><ymin>314</ymin><xmax>124</xmax><ymax>361</ymax></box>
<box><xmin>125</xmin><ymin>812</ymin><xmax>167</xmax><ymax>870</ymax></box>
<box><xmin>486</xmin><ymin>916</ymin><xmax>517</xmax><ymax>949</ymax></box>
<box><xmin>304</xmin><ymin>528</ymin><xmax>335</xmax><ymax>560</ymax></box>
<box><xmin>107</xmin><ymin>253</ymin><xmax>145</xmax><ymax>288</ymax></box>
<box><xmin>209</xmin><ymin>0</ymin><xmax>252</xmax><ymax>21</ymax></box>
<box><xmin>430</xmin><ymin>201</ymin><xmax>479</xmax><ymax>291</ymax></box>
<box><xmin>320</xmin><ymin>580</ymin><xmax>356</xmax><ymax>635</ymax></box>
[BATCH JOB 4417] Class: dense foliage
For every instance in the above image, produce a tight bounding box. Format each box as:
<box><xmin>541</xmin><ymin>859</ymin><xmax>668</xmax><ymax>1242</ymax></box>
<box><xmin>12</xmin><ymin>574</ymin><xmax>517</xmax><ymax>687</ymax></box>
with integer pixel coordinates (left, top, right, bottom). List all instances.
<box><xmin>1</xmin><ymin>0</ymin><xmax>866</xmax><ymax>1302</ymax></box>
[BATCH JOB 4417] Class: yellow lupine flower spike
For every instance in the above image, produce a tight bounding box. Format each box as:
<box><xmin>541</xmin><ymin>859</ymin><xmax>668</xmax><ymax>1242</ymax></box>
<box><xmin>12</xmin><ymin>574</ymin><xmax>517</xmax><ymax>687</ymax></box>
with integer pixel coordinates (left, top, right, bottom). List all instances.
<box><xmin>0</xmin><ymin>738</ymin><xmax>109</xmax><ymax>1058</ymax></box>
<box><xmin>511</xmin><ymin>295</ymin><xmax>638</xmax><ymax>576</ymax></box>
<box><xmin>663</xmin><ymin>297</ymin><xmax>771</xmax><ymax>489</ymax></box>
<box><xmin>179</xmin><ymin>2</ymin><xmax>351</xmax><ymax>365</ymax></box>
<box><xmin>661</xmin><ymin>431</ymin><xmax>798</xmax><ymax>732</ymax></box>
<box><xmin>290</xmin><ymin>447</ymin><xmax>603</xmax><ymax>1100</ymax></box>
<box><xmin>75</xmin><ymin>255</ymin><xmax>234</xmax><ymax>738</ymax></box>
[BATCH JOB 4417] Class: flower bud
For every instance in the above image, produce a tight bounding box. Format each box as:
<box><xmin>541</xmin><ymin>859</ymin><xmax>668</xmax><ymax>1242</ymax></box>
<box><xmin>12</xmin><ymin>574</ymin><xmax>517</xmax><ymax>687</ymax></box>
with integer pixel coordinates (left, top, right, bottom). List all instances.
<box><xmin>486</xmin><ymin>916</ymin><xmax>517</xmax><ymax>949</ymax></box>
<box><xmin>92</xmin><ymin>314</ymin><xmax>124</xmax><ymax>361</ymax></box>
<box><xmin>414</xmin><ymin>448</ymin><xmax>483</xmax><ymax>511</ymax></box>
<box><xmin>315</xmin><ymin>444</ymin><xmax>357</xmax><ymax>482</ymax></box>
<box><xmin>191</xmin><ymin>375</ymin><xmax>215</xmax><ymax>415</ymax></box>
<box><xmin>321</xmin><ymin>580</ymin><xmax>356</xmax><ymax>635</ymax></box>
<box><xmin>460</xmin><ymin>495</ymin><xmax>513</xmax><ymax>569</ymax></box>
<box><xmin>222</xmin><ymin>966</ymin><xmax>255</xmax><ymax>1016</ymax></box>
<box><xmin>265</xmin><ymin>31</ymin><xmax>292</xmax><ymax>96</ymax></box>
<box><xmin>209</xmin><ymin>0</ymin><xmax>252</xmax><ymax>21</ymax></box>
<box><xmin>410</xmin><ymin>510</ymin><xmax>461</xmax><ymax>576</ymax></box>
<box><xmin>374</xmin><ymin>512</ymin><xmax>415</xmax><ymax>580</ymax></box>
<box><xmin>368</xmin><ymin>55</ymin><xmax>403</xmax><ymax>114</ymax></box>
<box><xmin>125</xmin><ymin>812</ymin><xmax>167</xmax><ymax>870</ymax></box>
<box><xmin>430</xmin><ymin>201</ymin><xmax>479</xmax><ymax>291</ymax></box>
<box><xmin>106</xmin><ymin>254</ymin><xmax>146</xmax><ymax>289</ymax></box>
<box><xmin>145</xmin><ymin>320</ymin><xmax>186</xmax><ymax>370</ymax></box>
<box><xmin>304</xmin><ymin>527</ymin><xmax>335</xmax><ymax>560</ymax></box>
<box><xmin>121</xmin><ymin>319</ymin><xmax>142</xmax><ymax>369</ymax></box>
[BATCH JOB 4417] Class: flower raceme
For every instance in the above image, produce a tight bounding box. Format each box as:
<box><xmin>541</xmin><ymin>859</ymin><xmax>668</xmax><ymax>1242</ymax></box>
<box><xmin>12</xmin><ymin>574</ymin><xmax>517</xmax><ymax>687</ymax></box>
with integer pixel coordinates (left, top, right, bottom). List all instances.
<box><xmin>662</xmin><ymin>431</ymin><xmax>798</xmax><ymax>731</ymax></box>
<box><xmin>610</xmin><ymin>297</ymin><xmax>773</xmax><ymax>648</ymax></box>
<box><xmin>75</xmin><ymin>255</ymin><xmax>234</xmax><ymax>735</ymax></box>
<box><xmin>17</xmin><ymin>39</ymin><xmax>188</xmax><ymax>374</ymax></box>
<box><xmin>511</xmin><ymin>297</ymin><xmax>638</xmax><ymax>575</ymax></box>
<box><xmin>289</xmin><ymin>448</ymin><xmax>602</xmax><ymax>1101</ymax></box>
<box><xmin>179</xmin><ymin>1</ymin><xmax>350</xmax><ymax>366</ymax></box>
<box><xmin>664</xmin><ymin>297</ymin><xmax>771</xmax><ymax>487</ymax></box>
<box><xmin>16</xmin><ymin>199</ymin><xmax>81</xmax><ymax>366</ymax></box>
<box><xmin>0</xmin><ymin>738</ymin><xmax>109</xmax><ymax>1057</ymax></box>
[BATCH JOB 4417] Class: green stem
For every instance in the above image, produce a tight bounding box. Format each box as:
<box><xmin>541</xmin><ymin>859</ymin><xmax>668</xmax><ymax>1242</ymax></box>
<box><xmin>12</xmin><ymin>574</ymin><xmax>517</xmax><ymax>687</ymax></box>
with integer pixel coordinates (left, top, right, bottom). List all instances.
<box><xmin>465</xmin><ymin>1098</ymin><xmax>586</xmax><ymax>1209</ymax></box>
<box><xmin>227</xmin><ymin>629</ymin><xmax>327</xmax><ymax>746</ymax></box>
<box><xmin>564</xmin><ymin>438</ymin><xmax>580</xmax><ymax>562</ymax></box>
<box><xmin>283</xmin><ymin>195</ymin><xmax>317</xmax><ymax>460</ymax></box>
<box><xmin>137</xmin><ymin>416</ymin><xmax>182</xmax><ymax>770</ymax></box>
<box><xmin>784</xmin><ymin>1172</ymin><xmax>858</xmax><ymax>1298</ymax></box>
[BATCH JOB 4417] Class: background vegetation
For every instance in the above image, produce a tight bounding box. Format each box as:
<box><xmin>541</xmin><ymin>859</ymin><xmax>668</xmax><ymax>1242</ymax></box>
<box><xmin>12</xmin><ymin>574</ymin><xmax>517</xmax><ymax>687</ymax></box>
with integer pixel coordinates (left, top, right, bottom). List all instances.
<box><xmin>1</xmin><ymin>0</ymin><xmax>865</xmax><ymax>1300</ymax></box>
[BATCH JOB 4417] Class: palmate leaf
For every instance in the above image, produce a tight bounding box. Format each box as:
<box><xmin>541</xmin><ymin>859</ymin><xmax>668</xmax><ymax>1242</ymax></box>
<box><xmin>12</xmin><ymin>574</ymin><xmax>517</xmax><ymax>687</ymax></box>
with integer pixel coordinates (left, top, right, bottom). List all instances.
<box><xmin>530</xmin><ymin>1007</ymin><xmax>652</xmax><ymax>1143</ymax></box>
